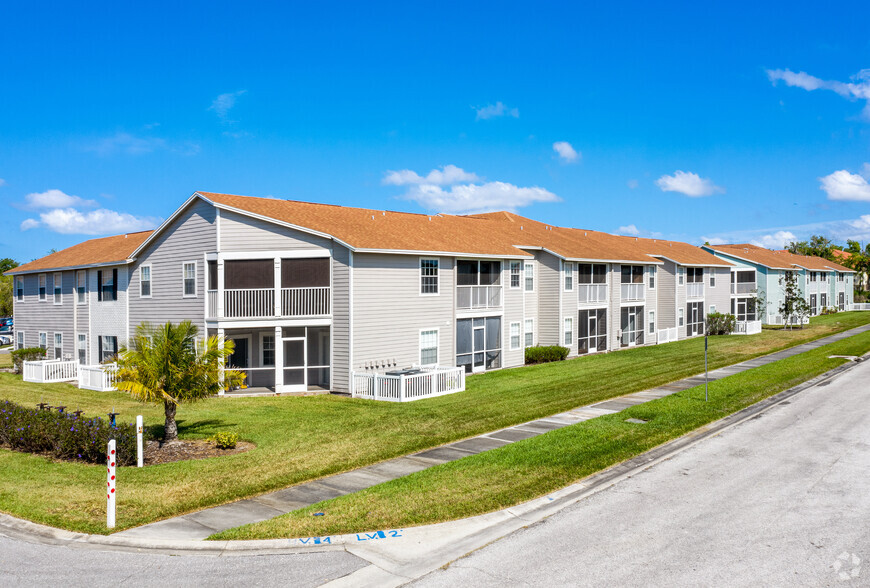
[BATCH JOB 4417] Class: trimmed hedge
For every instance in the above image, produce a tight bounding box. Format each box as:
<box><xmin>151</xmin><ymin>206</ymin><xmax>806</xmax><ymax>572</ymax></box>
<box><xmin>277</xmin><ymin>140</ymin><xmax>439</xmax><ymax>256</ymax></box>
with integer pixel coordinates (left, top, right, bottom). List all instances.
<box><xmin>10</xmin><ymin>347</ymin><xmax>46</xmax><ymax>373</ymax></box>
<box><xmin>706</xmin><ymin>312</ymin><xmax>736</xmax><ymax>335</ymax></box>
<box><xmin>525</xmin><ymin>345</ymin><xmax>569</xmax><ymax>364</ymax></box>
<box><xmin>0</xmin><ymin>400</ymin><xmax>138</xmax><ymax>465</ymax></box>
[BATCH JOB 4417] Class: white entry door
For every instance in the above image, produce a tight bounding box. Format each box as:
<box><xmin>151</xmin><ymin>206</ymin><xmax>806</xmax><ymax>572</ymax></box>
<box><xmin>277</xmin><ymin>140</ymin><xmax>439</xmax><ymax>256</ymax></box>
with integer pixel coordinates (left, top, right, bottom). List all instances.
<box><xmin>281</xmin><ymin>335</ymin><xmax>307</xmax><ymax>393</ymax></box>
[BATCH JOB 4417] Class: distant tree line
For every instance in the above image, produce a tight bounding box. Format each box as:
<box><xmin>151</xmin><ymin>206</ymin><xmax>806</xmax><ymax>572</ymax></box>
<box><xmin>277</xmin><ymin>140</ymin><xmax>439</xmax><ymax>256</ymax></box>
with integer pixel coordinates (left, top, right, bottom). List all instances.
<box><xmin>786</xmin><ymin>235</ymin><xmax>870</xmax><ymax>301</ymax></box>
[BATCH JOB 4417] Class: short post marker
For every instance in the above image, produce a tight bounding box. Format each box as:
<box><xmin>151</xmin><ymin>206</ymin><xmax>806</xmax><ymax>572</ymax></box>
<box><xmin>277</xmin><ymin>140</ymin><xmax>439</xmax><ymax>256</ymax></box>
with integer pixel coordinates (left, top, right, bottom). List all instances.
<box><xmin>107</xmin><ymin>440</ymin><xmax>116</xmax><ymax>528</ymax></box>
<box><xmin>136</xmin><ymin>415</ymin><xmax>144</xmax><ymax>468</ymax></box>
<box><xmin>704</xmin><ymin>335</ymin><xmax>709</xmax><ymax>402</ymax></box>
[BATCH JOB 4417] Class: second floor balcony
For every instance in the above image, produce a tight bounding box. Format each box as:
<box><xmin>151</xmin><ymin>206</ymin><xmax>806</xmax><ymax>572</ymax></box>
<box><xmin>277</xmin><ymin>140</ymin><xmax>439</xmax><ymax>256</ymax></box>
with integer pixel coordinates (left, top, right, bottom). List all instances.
<box><xmin>687</xmin><ymin>282</ymin><xmax>704</xmax><ymax>299</ymax></box>
<box><xmin>578</xmin><ymin>283</ymin><xmax>607</xmax><ymax>304</ymax></box>
<box><xmin>208</xmin><ymin>286</ymin><xmax>330</xmax><ymax>319</ymax></box>
<box><xmin>456</xmin><ymin>285</ymin><xmax>502</xmax><ymax>310</ymax></box>
<box><xmin>730</xmin><ymin>282</ymin><xmax>756</xmax><ymax>294</ymax></box>
<box><xmin>620</xmin><ymin>283</ymin><xmax>644</xmax><ymax>302</ymax></box>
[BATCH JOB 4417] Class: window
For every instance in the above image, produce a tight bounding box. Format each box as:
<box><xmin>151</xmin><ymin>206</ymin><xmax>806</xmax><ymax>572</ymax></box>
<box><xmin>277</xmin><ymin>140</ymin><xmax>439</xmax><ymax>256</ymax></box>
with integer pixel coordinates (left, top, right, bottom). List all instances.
<box><xmin>510</xmin><ymin>322</ymin><xmax>521</xmax><ymax>350</ymax></box>
<box><xmin>649</xmin><ymin>311</ymin><xmax>655</xmax><ymax>334</ymax></box>
<box><xmin>686</xmin><ymin>267</ymin><xmax>704</xmax><ymax>283</ymax></box>
<box><xmin>578</xmin><ymin>263</ymin><xmax>608</xmax><ymax>304</ymax></box>
<box><xmin>524</xmin><ymin>319</ymin><xmax>534</xmax><ymax>348</ymax></box>
<box><xmin>564</xmin><ymin>317</ymin><xmax>573</xmax><ymax>346</ymax></box>
<box><xmin>510</xmin><ymin>261</ymin><xmax>521</xmax><ymax>288</ymax></box>
<box><xmin>39</xmin><ymin>332</ymin><xmax>47</xmax><ymax>350</ymax></box>
<box><xmin>621</xmin><ymin>265</ymin><xmax>644</xmax><ymax>284</ymax></box>
<box><xmin>16</xmin><ymin>331</ymin><xmax>25</xmax><ymax>350</ymax></box>
<box><xmin>420</xmin><ymin>259</ymin><xmax>439</xmax><ymax>295</ymax></box>
<box><xmin>678</xmin><ymin>308</ymin><xmax>684</xmax><ymax>327</ymax></box>
<box><xmin>140</xmin><ymin>265</ymin><xmax>152</xmax><ymax>298</ymax></box>
<box><xmin>710</xmin><ymin>305</ymin><xmax>716</xmax><ymax>314</ymax></box>
<box><xmin>564</xmin><ymin>263</ymin><xmax>574</xmax><ymax>291</ymax></box>
<box><xmin>53</xmin><ymin>272</ymin><xmax>62</xmax><ymax>304</ymax></box>
<box><xmin>99</xmin><ymin>336</ymin><xmax>118</xmax><ymax>363</ymax></box>
<box><xmin>77</xmin><ymin>334</ymin><xmax>87</xmax><ymax>364</ymax></box>
<box><xmin>97</xmin><ymin>269</ymin><xmax>118</xmax><ymax>301</ymax></box>
<box><xmin>38</xmin><ymin>274</ymin><xmax>46</xmax><ymax>301</ymax></box>
<box><xmin>183</xmin><ymin>262</ymin><xmax>197</xmax><ymax>297</ymax></box>
<box><xmin>261</xmin><ymin>334</ymin><xmax>275</xmax><ymax>367</ymax></box>
<box><xmin>649</xmin><ymin>266</ymin><xmax>656</xmax><ymax>289</ymax></box>
<box><xmin>678</xmin><ymin>266</ymin><xmax>684</xmax><ymax>286</ymax></box>
<box><xmin>709</xmin><ymin>272</ymin><xmax>716</xmax><ymax>288</ymax></box>
<box><xmin>810</xmin><ymin>272</ymin><xmax>817</xmax><ymax>282</ymax></box>
<box><xmin>16</xmin><ymin>276</ymin><xmax>23</xmax><ymax>301</ymax></box>
<box><xmin>420</xmin><ymin>329</ymin><xmax>438</xmax><ymax>366</ymax></box>
<box><xmin>54</xmin><ymin>333</ymin><xmax>63</xmax><ymax>360</ymax></box>
<box><xmin>76</xmin><ymin>270</ymin><xmax>86</xmax><ymax>304</ymax></box>
<box><xmin>525</xmin><ymin>261</ymin><xmax>534</xmax><ymax>292</ymax></box>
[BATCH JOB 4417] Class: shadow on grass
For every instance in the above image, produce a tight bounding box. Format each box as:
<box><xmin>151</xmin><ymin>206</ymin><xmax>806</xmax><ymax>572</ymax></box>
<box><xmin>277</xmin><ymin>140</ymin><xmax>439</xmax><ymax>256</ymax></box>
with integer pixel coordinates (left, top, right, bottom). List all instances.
<box><xmin>146</xmin><ymin>419</ymin><xmax>239</xmax><ymax>441</ymax></box>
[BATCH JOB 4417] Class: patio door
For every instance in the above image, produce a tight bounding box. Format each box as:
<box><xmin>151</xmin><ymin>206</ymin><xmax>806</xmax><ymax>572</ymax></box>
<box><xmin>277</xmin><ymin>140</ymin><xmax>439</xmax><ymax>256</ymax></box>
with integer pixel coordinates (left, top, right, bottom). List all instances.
<box><xmin>281</xmin><ymin>327</ymin><xmax>307</xmax><ymax>393</ymax></box>
<box><xmin>456</xmin><ymin>317</ymin><xmax>501</xmax><ymax>374</ymax></box>
<box><xmin>839</xmin><ymin>292</ymin><xmax>845</xmax><ymax>311</ymax></box>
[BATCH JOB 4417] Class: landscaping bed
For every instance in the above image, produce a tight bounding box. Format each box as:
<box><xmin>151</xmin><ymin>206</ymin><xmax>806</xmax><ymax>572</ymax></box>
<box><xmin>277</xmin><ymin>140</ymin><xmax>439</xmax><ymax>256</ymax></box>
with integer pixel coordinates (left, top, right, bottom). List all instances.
<box><xmin>144</xmin><ymin>439</ymin><xmax>254</xmax><ymax>465</ymax></box>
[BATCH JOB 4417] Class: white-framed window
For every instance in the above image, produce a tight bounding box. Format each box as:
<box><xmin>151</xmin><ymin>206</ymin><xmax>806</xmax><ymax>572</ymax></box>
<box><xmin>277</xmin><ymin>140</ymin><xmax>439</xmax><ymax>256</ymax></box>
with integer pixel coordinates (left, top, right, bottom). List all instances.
<box><xmin>16</xmin><ymin>331</ymin><xmax>25</xmax><ymax>350</ymax></box>
<box><xmin>140</xmin><ymin>265</ymin><xmax>152</xmax><ymax>298</ymax></box>
<box><xmin>678</xmin><ymin>308</ymin><xmax>684</xmax><ymax>327</ymax></box>
<box><xmin>709</xmin><ymin>272</ymin><xmax>715</xmax><ymax>288</ymax></box>
<box><xmin>524</xmin><ymin>261</ymin><xmax>535</xmax><ymax>292</ymax></box>
<box><xmin>649</xmin><ymin>266</ymin><xmax>656</xmax><ymax>289</ymax></box>
<box><xmin>38</xmin><ymin>332</ymin><xmax>47</xmax><ymax>350</ymax></box>
<box><xmin>810</xmin><ymin>271</ymin><xmax>817</xmax><ymax>282</ymax></box>
<box><xmin>510</xmin><ymin>321</ymin><xmax>521</xmax><ymax>350</ymax></box>
<box><xmin>710</xmin><ymin>304</ymin><xmax>717</xmax><ymax>314</ymax></box>
<box><xmin>182</xmin><ymin>262</ymin><xmax>197</xmax><ymax>297</ymax></box>
<box><xmin>649</xmin><ymin>310</ymin><xmax>655</xmax><ymax>334</ymax></box>
<box><xmin>77</xmin><ymin>334</ymin><xmax>87</xmax><ymax>364</ymax></box>
<box><xmin>38</xmin><ymin>273</ymin><xmax>46</xmax><ymax>301</ymax></box>
<box><xmin>564</xmin><ymin>317</ymin><xmax>573</xmax><ymax>346</ymax></box>
<box><xmin>98</xmin><ymin>269</ymin><xmax>117</xmax><ymax>301</ymax></box>
<box><xmin>524</xmin><ymin>318</ymin><xmax>534</xmax><ymax>348</ymax></box>
<box><xmin>100</xmin><ymin>336</ymin><xmax>118</xmax><ymax>362</ymax></box>
<box><xmin>420</xmin><ymin>329</ymin><xmax>438</xmax><ymax>366</ymax></box>
<box><xmin>564</xmin><ymin>263</ymin><xmax>574</xmax><ymax>291</ymax></box>
<box><xmin>15</xmin><ymin>276</ymin><xmax>24</xmax><ymax>301</ymax></box>
<box><xmin>76</xmin><ymin>270</ymin><xmax>86</xmax><ymax>304</ymax></box>
<box><xmin>260</xmin><ymin>333</ymin><xmax>275</xmax><ymax>367</ymax></box>
<box><xmin>420</xmin><ymin>258</ymin><xmax>439</xmax><ymax>295</ymax></box>
<box><xmin>53</xmin><ymin>272</ymin><xmax>62</xmax><ymax>305</ymax></box>
<box><xmin>678</xmin><ymin>266</ymin><xmax>684</xmax><ymax>286</ymax></box>
<box><xmin>53</xmin><ymin>333</ymin><xmax>63</xmax><ymax>360</ymax></box>
<box><xmin>510</xmin><ymin>261</ymin><xmax>521</xmax><ymax>288</ymax></box>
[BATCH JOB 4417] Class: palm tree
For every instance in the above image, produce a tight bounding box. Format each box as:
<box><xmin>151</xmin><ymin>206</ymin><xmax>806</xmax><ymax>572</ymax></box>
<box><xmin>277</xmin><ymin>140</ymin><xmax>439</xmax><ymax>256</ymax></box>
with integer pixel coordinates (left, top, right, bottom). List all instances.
<box><xmin>113</xmin><ymin>321</ymin><xmax>238</xmax><ymax>443</ymax></box>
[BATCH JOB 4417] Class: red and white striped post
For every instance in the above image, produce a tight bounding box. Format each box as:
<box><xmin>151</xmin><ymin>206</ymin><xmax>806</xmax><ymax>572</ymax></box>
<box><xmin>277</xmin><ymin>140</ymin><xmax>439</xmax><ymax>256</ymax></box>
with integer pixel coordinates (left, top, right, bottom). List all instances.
<box><xmin>107</xmin><ymin>440</ymin><xmax>116</xmax><ymax>528</ymax></box>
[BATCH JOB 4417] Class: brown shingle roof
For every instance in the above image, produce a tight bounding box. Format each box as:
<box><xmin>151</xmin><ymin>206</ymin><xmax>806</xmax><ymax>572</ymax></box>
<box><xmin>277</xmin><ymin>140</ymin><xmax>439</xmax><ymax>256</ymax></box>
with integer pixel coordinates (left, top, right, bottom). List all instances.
<box><xmin>7</xmin><ymin>231</ymin><xmax>153</xmax><ymax>275</ymax></box>
<box><xmin>709</xmin><ymin>243</ymin><xmax>853</xmax><ymax>272</ymax></box>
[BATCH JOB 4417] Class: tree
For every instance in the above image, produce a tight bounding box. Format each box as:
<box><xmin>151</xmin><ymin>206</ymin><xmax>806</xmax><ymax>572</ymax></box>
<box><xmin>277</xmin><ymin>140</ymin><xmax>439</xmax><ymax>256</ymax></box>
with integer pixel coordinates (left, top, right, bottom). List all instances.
<box><xmin>787</xmin><ymin>235</ymin><xmax>838</xmax><ymax>259</ymax></box>
<box><xmin>747</xmin><ymin>288</ymin><xmax>767</xmax><ymax>322</ymax></box>
<box><xmin>113</xmin><ymin>321</ymin><xmax>239</xmax><ymax>443</ymax></box>
<box><xmin>0</xmin><ymin>258</ymin><xmax>19</xmax><ymax>317</ymax></box>
<box><xmin>779</xmin><ymin>271</ymin><xmax>809</xmax><ymax>329</ymax></box>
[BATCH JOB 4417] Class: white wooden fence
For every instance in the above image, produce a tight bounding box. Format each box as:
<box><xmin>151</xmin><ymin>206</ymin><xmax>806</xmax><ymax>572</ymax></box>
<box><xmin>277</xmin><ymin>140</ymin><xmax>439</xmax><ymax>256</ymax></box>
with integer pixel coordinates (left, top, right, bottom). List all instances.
<box><xmin>734</xmin><ymin>320</ymin><xmax>762</xmax><ymax>335</ymax></box>
<box><xmin>656</xmin><ymin>327</ymin><xmax>678</xmax><ymax>344</ymax></box>
<box><xmin>22</xmin><ymin>360</ymin><xmax>78</xmax><ymax>383</ymax></box>
<box><xmin>851</xmin><ymin>303</ymin><xmax>870</xmax><ymax>311</ymax></box>
<box><xmin>78</xmin><ymin>364</ymin><xmax>117</xmax><ymax>391</ymax></box>
<box><xmin>352</xmin><ymin>366</ymin><xmax>465</xmax><ymax>402</ymax></box>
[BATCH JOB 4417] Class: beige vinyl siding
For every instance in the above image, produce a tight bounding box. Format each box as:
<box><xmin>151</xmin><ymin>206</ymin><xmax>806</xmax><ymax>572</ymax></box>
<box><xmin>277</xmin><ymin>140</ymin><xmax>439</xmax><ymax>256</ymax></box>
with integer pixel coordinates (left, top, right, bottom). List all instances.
<box><xmin>657</xmin><ymin>261</ymin><xmax>677</xmax><ymax>329</ymax></box>
<box><xmin>535</xmin><ymin>251</ymin><xmax>560</xmax><ymax>347</ymax></box>
<box><xmin>129</xmin><ymin>199</ymin><xmax>215</xmax><ymax>332</ymax></box>
<box><xmin>502</xmin><ymin>261</ymin><xmax>525</xmax><ymax>367</ymax></box>
<box><xmin>707</xmin><ymin>267</ymin><xmax>731</xmax><ymax>317</ymax></box>
<box><xmin>219</xmin><ymin>210</ymin><xmax>332</xmax><ymax>252</ymax></box>
<box><xmin>12</xmin><ymin>270</ymin><xmax>76</xmax><ymax>358</ymax></box>
<box><xmin>560</xmin><ymin>261</ymin><xmax>577</xmax><ymax>355</ymax></box>
<box><xmin>352</xmin><ymin>253</ymin><xmax>454</xmax><ymax>371</ymax></box>
<box><xmin>331</xmin><ymin>245</ymin><xmax>351</xmax><ymax>393</ymax></box>
<box><xmin>609</xmin><ymin>264</ymin><xmax>621</xmax><ymax>350</ymax></box>
<box><xmin>89</xmin><ymin>265</ymin><xmax>129</xmax><ymax>361</ymax></box>
<box><xmin>676</xmin><ymin>266</ymin><xmax>688</xmax><ymax>339</ymax></box>
<box><xmin>644</xmin><ymin>265</ymin><xmax>658</xmax><ymax>343</ymax></box>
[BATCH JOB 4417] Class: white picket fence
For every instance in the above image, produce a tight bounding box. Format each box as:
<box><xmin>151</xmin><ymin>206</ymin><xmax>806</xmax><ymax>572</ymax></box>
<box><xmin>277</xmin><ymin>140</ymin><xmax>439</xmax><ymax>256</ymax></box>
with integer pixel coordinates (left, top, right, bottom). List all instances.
<box><xmin>78</xmin><ymin>364</ymin><xmax>117</xmax><ymax>392</ymax></box>
<box><xmin>734</xmin><ymin>320</ymin><xmax>762</xmax><ymax>335</ymax></box>
<box><xmin>22</xmin><ymin>360</ymin><xmax>116</xmax><ymax>391</ymax></box>
<box><xmin>656</xmin><ymin>327</ymin><xmax>678</xmax><ymax>344</ymax></box>
<box><xmin>851</xmin><ymin>303</ymin><xmax>870</xmax><ymax>311</ymax></box>
<box><xmin>352</xmin><ymin>366</ymin><xmax>465</xmax><ymax>402</ymax></box>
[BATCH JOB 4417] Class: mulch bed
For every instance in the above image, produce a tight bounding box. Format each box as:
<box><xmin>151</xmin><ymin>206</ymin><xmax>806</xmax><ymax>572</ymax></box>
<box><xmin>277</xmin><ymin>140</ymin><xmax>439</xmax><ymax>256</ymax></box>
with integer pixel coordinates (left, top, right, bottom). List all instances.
<box><xmin>144</xmin><ymin>439</ymin><xmax>255</xmax><ymax>465</ymax></box>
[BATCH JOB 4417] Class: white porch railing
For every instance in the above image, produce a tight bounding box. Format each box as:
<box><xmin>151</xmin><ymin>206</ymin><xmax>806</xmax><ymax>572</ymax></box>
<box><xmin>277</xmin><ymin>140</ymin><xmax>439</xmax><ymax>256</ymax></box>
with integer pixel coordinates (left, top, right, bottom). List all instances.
<box><xmin>578</xmin><ymin>284</ymin><xmax>607</xmax><ymax>304</ymax></box>
<box><xmin>78</xmin><ymin>364</ymin><xmax>117</xmax><ymax>391</ymax></box>
<box><xmin>456</xmin><ymin>285</ymin><xmax>502</xmax><ymax>310</ymax></box>
<box><xmin>766</xmin><ymin>314</ymin><xmax>810</xmax><ymax>326</ymax></box>
<box><xmin>208</xmin><ymin>289</ymin><xmax>218</xmax><ymax>316</ymax></box>
<box><xmin>620</xmin><ymin>283</ymin><xmax>644</xmax><ymax>301</ymax></box>
<box><xmin>352</xmin><ymin>366</ymin><xmax>465</xmax><ymax>402</ymax></box>
<box><xmin>687</xmin><ymin>282</ymin><xmax>704</xmax><ymax>298</ymax></box>
<box><xmin>656</xmin><ymin>327</ymin><xmax>678</xmax><ymax>344</ymax></box>
<box><xmin>730</xmin><ymin>283</ymin><xmax>756</xmax><ymax>294</ymax></box>
<box><xmin>852</xmin><ymin>303</ymin><xmax>870</xmax><ymax>311</ymax></box>
<box><xmin>734</xmin><ymin>320</ymin><xmax>762</xmax><ymax>335</ymax></box>
<box><xmin>224</xmin><ymin>288</ymin><xmax>275</xmax><ymax>318</ymax></box>
<box><xmin>22</xmin><ymin>360</ymin><xmax>78</xmax><ymax>383</ymax></box>
<box><xmin>281</xmin><ymin>287</ymin><xmax>330</xmax><ymax>316</ymax></box>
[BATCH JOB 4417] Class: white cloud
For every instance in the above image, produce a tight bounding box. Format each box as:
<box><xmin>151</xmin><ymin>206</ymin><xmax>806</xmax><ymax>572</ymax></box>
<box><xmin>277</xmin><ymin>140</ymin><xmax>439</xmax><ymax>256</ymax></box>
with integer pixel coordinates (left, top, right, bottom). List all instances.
<box><xmin>402</xmin><ymin>181</ymin><xmax>559</xmax><ymax>214</ymax></box>
<box><xmin>20</xmin><ymin>207</ymin><xmax>161</xmax><ymax>235</ymax></box>
<box><xmin>767</xmin><ymin>68</ymin><xmax>870</xmax><ymax>119</ymax></box>
<box><xmin>383</xmin><ymin>165</ymin><xmax>481</xmax><ymax>186</ymax></box>
<box><xmin>819</xmin><ymin>167</ymin><xmax>870</xmax><ymax>201</ymax></box>
<box><xmin>24</xmin><ymin>189</ymin><xmax>99</xmax><ymax>209</ymax></box>
<box><xmin>618</xmin><ymin>224</ymin><xmax>640</xmax><ymax>236</ymax></box>
<box><xmin>0</xmin><ymin>178</ymin><xmax>6</xmax><ymax>187</ymax></box>
<box><xmin>655</xmin><ymin>170</ymin><xmax>724</xmax><ymax>197</ymax></box>
<box><xmin>626</xmin><ymin>179</ymin><xmax>639</xmax><ymax>189</ymax></box>
<box><xmin>85</xmin><ymin>132</ymin><xmax>167</xmax><ymax>156</ymax></box>
<box><xmin>473</xmin><ymin>101</ymin><xmax>519</xmax><ymax>120</ymax></box>
<box><xmin>751</xmin><ymin>231</ymin><xmax>797</xmax><ymax>250</ymax></box>
<box><xmin>552</xmin><ymin>141</ymin><xmax>580</xmax><ymax>163</ymax></box>
<box><xmin>209</xmin><ymin>90</ymin><xmax>247</xmax><ymax>121</ymax></box>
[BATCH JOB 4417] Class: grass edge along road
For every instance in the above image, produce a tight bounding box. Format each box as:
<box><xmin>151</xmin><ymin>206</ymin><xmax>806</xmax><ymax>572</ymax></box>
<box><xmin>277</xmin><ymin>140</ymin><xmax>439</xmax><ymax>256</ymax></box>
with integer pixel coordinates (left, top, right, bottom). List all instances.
<box><xmin>210</xmin><ymin>328</ymin><xmax>870</xmax><ymax>540</ymax></box>
<box><xmin>0</xmin><ymin>312</ymin><xmax>868</xmax><ymax>534</ymax></box>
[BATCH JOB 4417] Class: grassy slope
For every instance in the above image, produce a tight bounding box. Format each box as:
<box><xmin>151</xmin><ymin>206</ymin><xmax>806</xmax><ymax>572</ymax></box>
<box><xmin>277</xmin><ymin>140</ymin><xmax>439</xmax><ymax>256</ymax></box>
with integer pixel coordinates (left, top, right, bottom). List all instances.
<box><xmin>212</xmin><ymin>329</ymin><xmax>870</xmax><ymax>540</ymax></box>
<box><xmin>0</xmin><ymin>312</ymin><xmax>867</xmax><ymax>534</ymax></box>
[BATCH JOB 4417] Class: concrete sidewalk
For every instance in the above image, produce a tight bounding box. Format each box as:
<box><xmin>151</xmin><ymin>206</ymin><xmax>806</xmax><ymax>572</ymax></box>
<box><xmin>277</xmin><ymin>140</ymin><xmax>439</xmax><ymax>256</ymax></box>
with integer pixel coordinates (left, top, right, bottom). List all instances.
<box><xmin>113</xmin><ymin>324</ymin><xmax>870</xmax><ymax>542</ymax></box>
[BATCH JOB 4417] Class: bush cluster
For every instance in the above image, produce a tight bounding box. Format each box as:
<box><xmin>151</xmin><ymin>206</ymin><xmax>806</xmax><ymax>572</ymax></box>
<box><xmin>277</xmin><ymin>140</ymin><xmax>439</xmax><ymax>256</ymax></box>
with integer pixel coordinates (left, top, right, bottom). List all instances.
<box><xmin>706</xmin><ymin>312</ymin><xmax>736</xmax><ymax>335</ymax></box>
<box><xmin>525</xmin><ymin>345</ymin><xmax>569</xmax><ymax>364</ymax></box>
<box><xmin>210</xmin><ymin>431</ymin><xmax>239</xmax><ymax>449</ymax></box>
<box><xmin>0</xmin><ymin>400</ymin><xmax>137</xmax><ymax>465</ymax></box>
<box><xmin>820</xmin><ymin>307</ymin><xmax>839</xmax><ymax>315</ymax></box>
<box><xmin>10</xmin><ymin>347</ymin><xmax>46</xmax><ymax>373</ymax></box>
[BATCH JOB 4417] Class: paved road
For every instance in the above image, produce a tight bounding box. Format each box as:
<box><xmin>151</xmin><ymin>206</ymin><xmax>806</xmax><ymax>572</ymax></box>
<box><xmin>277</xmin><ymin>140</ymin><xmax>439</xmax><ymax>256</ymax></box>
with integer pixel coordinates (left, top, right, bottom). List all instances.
<box><xmin>414</xmin><ymin>358</ymin><xmax>870</xmax><ymax>587</ymax></box>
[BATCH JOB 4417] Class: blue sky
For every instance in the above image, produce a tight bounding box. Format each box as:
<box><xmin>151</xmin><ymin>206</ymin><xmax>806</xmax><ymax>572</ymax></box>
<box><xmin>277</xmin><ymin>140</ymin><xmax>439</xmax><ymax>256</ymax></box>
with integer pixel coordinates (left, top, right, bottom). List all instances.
<box><xmin>2</xmin><ymin>1</ymin><xmax>870</xmax><ymax>263</ymax></box>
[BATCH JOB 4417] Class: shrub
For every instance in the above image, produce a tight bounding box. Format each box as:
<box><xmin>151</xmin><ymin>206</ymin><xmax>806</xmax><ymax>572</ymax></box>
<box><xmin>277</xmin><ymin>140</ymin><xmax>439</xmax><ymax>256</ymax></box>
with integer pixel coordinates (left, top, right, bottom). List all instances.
<box><xmin>0</xmin><ymin>400</ymin><xmax>137</xmax><ymax>465</ymax></box>
<box><xmin>10</xmin><ymin>347</ymin><xmax>46</xmax><ymax>373</ymax></box>
<box><xmin>821</xmin><ymin>306</ymin><xmax>839</xmax><ymax>315</ymax></box>
<box><xmin>706</xmin><ymin>312</ymin><xmax>736</xmax><ymax>335</ymax></box>
<box><xmin>525</xmin><ymin>345</ymin><xmax>569</xmax><ymax>364</ymax></box>
<box><xmin>210</xmin><ymin>431</ymin><xmax>239</xmax><ymax>449</ymax></box>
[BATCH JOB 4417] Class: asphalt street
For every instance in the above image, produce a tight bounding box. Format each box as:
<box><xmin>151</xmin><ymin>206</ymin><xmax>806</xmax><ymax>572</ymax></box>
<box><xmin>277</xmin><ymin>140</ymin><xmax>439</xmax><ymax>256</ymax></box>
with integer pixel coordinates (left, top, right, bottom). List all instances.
<box><xmin>415</xmin><ymin>358</ymin><xmax>870</xmax><ymax>587</ymax></box>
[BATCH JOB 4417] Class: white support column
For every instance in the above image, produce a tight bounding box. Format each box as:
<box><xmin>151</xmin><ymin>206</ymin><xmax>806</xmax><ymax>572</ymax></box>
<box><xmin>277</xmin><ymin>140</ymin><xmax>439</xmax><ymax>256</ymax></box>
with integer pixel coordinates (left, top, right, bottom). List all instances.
<box><xmin>217</xmin><ymin>327</ymin><xmax>225</xmax><ymax>396</ymax></box>
<box><xmin>216</xmin><ymin>258</ymin><xmax>225</xmax><ymax>319</ymax></box>
<box><xmin>274</xmin><ymin>258</ymin><xmax>281</xmax><ymax>317</ymax></box>
<box><xmin>274</xmin><ymin>325</ymin><xmax>283</xmax><ymax>392</ymax></box>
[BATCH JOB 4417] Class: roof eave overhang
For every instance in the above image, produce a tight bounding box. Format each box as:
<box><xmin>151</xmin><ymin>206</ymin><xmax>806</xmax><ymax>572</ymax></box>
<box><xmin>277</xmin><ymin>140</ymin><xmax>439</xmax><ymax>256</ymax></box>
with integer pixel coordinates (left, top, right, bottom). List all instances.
<box><xmin>6</xmin><ymin>259</ymin><xmax>133</xmax><ymax>276</ymax></box>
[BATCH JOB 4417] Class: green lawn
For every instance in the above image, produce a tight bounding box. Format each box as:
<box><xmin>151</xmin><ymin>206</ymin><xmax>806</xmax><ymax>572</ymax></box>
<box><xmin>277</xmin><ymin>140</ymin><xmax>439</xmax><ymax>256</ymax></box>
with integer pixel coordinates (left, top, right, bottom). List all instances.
<box><xmin>0</xmin><ymin>312</ymin><xmax>868</xmax><ymax>534</ymax></box>
<box><xmin>212</xmin><ymin>328</ymin><xmax>870</xmax><ymax>540</ymax></box>
<box><xmin>0</xmin><ymin>351</ymin><xmax>10</xmax><ymax>368</ymax></box>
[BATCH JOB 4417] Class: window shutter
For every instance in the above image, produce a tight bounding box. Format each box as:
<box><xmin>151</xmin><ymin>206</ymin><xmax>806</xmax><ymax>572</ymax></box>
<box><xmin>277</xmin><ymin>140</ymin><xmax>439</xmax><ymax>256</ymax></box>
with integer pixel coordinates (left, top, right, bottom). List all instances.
<box><xmin>112</xmin><ymin>337</ymin><xmax>118</xmax><ymax>357</ymax></box>
<box><xmin>112</xmin><ymin>269</ymin><xmax>118</xmax><ymax>301</ymax></box>
<box><xmin>97</xmin><ymin>271</ymin><xmax>103</xmax><ymax>301</ymax></box>
<box><xmin>97</xmin><ymin>336</ymin><xmax>102</xmax><ymax>361</ymax></box>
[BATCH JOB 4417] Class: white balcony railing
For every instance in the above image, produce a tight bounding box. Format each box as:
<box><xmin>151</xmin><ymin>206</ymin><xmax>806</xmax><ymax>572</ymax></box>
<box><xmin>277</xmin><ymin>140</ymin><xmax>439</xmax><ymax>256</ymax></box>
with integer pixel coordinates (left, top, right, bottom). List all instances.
<box><xmin>852</xmin><ymin>303</ymin><xmax>870</xmax><ymax>311</ymax></box>
<box><xmin>730</xmin><ymin>282</ymin><xmax>756</xmax><ymax>295</ymax></box>
<box><xmin>224</xmin><ymin>288</ymin><xmax>275</xmax><ymax>318</ymax></box>
<box><xmin>22</xmin><ymin>359</ymin><xmax>78</xmax><ymax>383</ymax></box>
<box><xmin>657</xmin><ymin>327</ymin><xmax>678</xmax><ymax>344</ymax></box>
<box><xmin>687</xmin><ymin>282</ymin><xmax>704</xmax><ymax>298</ymax></box>
<box><xmin>78</xmin><ymin>364</ymin><xmax>117</xmax><ymax>391</ymax></box>
<box><xmin>281</xmin><ymin>287</ymin><xmax>330</xmax><ymax>316</ymax></box>
<box><xmin>733</xmin><ymin>320</ymin><xmax>762</xmax><ymax>335</ymax></box>
<box><xmin>210</xmin><ymin>287</ymin><xmax>331</xmax><ymax>318</ymax></box>
<box><xmin>456</xmin><ymin>285</ymin><xmax>502</xmax><ymax>310</ymax></box>
<box><xmin>578</xmin><ymin>283</ymin><xmax>608</xmax><ymax>304</ymax></box>
<box><xmin>352</xmin><ymin>366</ymin><xmax>465</xmax><ymax>402</ymax></box>
<box><xmin>620</xmin><ymin>283</ymin><xmax>644</xmax><ymax>302</ymax></box>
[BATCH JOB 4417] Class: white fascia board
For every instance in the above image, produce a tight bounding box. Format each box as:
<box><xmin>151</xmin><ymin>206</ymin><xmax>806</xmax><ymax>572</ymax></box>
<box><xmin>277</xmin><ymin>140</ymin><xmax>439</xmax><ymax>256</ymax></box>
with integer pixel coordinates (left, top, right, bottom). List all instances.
<box><xmin>353</xmin><ymin>248</ymin><xmax>533</xmax><ymax>259</ymax></box>
<box><xmin>7</xmin><ymin>260</ymin><xmax>133</xmax><ymax>276</ymax></box>
<box><xmin>650</xmin><ymin>254</ymin><xmax>733</xmax><ymax>268</ymax></box>
<box><xmin>707</xmin><ymin>250</ymin><xmax>792</xmax><ymax>271</ymax></box>
<box><xmin>563</xmin><ymin>256</ymin><xmax>664</xmax><ymax>265</ymax></box>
